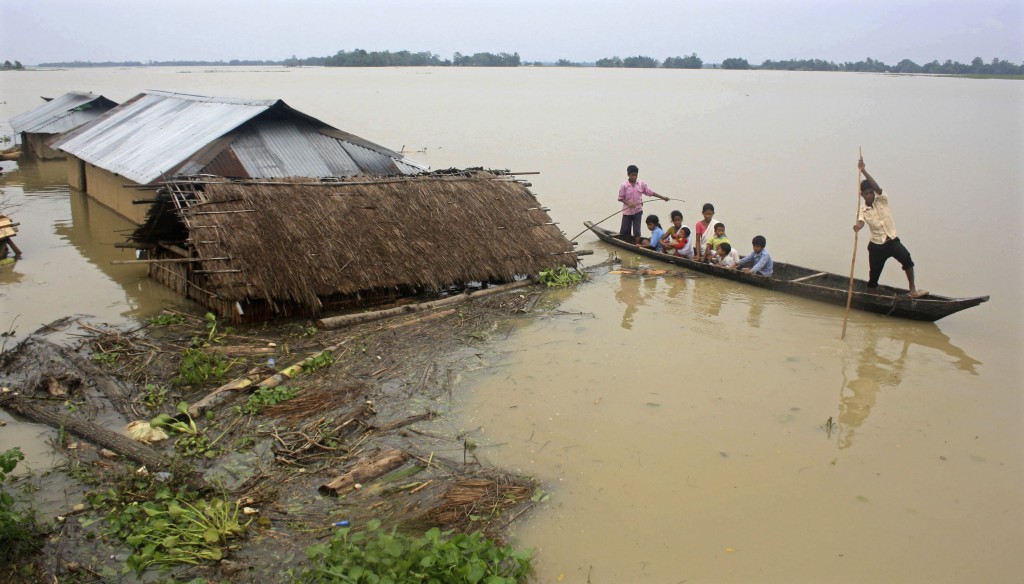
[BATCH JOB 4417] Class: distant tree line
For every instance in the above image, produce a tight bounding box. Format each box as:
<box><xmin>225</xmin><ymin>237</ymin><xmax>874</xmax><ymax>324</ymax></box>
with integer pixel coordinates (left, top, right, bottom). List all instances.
<box><xmin>38</xmin><ymin>59</ymin><xmax>280</xmax><ymax>67</ymax></box>
<box><xmin>2</xmin><ymin>60</ymin><xmax>25</xmax><ymax>70</ymax></box>
<box><xmin>592</xmin><ymin>54</ymin><xmax>1024</xmax><ymax>75</ymax></box>
<box><xmin>760</xmin><ymin>56</ymin><xmax>1024</xmax><ymax>74</ymax></box>
<box><xmin>31</xmin><ymin>51</ymin><xmax>1024</xmax><ymax>75</ymax></box>
<box><xmin>284</xmin><ymin>49</ymin><xmax>520</xmax><ymax>67</ymax></box>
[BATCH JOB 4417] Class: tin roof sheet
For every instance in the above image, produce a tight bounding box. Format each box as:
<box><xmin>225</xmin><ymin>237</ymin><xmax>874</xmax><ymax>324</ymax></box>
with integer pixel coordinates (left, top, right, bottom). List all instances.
<box><xmin>52</xmin><ymin>90</ymin><xmax>426</xmax><ymax>184</ymax></box>
<box><xmin>9</xmin><ymin>92</ymin><xmax>117</xmax><ymax>135</ymax></box>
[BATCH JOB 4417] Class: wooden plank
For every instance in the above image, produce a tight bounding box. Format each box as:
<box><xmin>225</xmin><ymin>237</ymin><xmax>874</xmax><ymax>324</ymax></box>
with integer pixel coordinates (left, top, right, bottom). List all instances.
<box><xmin>790</xmin><ymin>272</ymin><xmax>828</xmax><ymax>283</ymax></box>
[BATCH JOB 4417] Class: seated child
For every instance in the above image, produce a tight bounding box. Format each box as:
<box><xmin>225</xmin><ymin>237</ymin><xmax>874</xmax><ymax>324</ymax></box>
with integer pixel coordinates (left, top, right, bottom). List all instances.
<box><xmin>660</xmin><ymin>210</ymin><xmax>689</xmax><ymax>251</ymax></box>
<box><xmin>639</xmin><ymin>214</ymin><xmax>665</xmax><ymax>251</ymax></box>
<box><xmin>713</xmin><ymin>241</ymin><xmax>740</xmax><ymax>267</ymax></box>
<box><xmin>704</xmin><ymin>222</ymin><xmax>730</xmax><ymax>262</ymax></box>
<box><xmin>731</xmin><ymin>235</ymin><xmax>774</xmax><ymax>276</ymax></box>
<box><xmin>671</xmin><ymin>226</ymin><xmax>694</xmax><ymax>259</ymax></box>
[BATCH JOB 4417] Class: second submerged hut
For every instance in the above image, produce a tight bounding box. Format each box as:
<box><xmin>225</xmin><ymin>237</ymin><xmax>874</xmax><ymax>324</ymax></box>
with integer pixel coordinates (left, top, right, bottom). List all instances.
<box><xmin>8</xmin><ymin>92</ymin><xmax>118</xmax><ymax>160</ymax></box>
<box><xmin>131</xmin><ymin>169</ymin><xmax>577</xmax><ymax>322</ymax></box>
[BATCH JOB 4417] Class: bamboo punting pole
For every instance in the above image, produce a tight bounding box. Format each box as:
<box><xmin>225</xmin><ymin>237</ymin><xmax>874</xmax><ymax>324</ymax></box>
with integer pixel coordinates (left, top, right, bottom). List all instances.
<box><xmin>841</xmin><ymin>148</ymin><xmax>863</xmax><ymax>340</ymax></box>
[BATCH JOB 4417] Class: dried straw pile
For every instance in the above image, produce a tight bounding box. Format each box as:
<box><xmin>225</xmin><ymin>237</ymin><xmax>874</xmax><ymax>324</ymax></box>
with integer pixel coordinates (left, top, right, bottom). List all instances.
<box><xmin>141</xmin><ymin>170</ymin><xmax>577</xmax><ymax>319</ymax></box>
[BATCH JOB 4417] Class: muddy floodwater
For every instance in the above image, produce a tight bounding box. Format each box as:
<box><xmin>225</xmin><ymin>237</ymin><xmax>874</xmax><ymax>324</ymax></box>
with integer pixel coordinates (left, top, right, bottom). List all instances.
<box><xmin>2</xmin><ymin>67</ymin><xmax>1023</xmax><ymax>582</ymax></box>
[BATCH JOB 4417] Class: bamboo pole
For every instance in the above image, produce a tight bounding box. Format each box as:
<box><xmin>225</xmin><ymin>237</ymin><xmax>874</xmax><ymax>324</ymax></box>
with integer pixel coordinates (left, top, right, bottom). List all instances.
<box><xmin>841</xmin><ymin>148</ymin><xmax>863</xmax><ymax>340</ymax></box>
<box><xmin>110</xmin><ymin>257</ymin><xmax>231</xmax><ymax>265</ymax></box>
<box><xmin>568</xmin><ymin>209</ymin><xmax>623</xmax><ymax>243</ymax></box>
<box><xmin>188</xmin><ymin>341</ymin><xmax>347</xmax><ymax>416</ymax></box>
<box><xmin>317</xmin><ymin>279</ymin><xmax>536</xmax><ymax>330</ymax></box>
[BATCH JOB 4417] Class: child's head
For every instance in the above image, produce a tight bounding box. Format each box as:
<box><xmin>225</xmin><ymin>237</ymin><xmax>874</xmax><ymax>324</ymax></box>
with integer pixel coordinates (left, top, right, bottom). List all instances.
<box><xmin>717</xmin><ymin>242</ymin><xmax>732</xmax><ymax>257</ymax></box>
<box><xmin>627</xmin><ymin>164</ymin><xmax>639</xmax><ymax>182</ymax></box>
<box><xmin>645</xmin><ymin>214</ymin><xmax>660</xmax><ymax>230</ymax></box>
<box><xmin>751</xmin><ymin>235</ymin><xmax>767</xmax><ymax>251</ymax></box>
<box><xmin>714</xmin><ymin>222</ymin><xmax>726</xmax><ymax>236</ymax></box>
<box><xmin>702</xmin><ymin>203</ymin><xmax>715</xmax><ymax>220</ymax></box>
<box><xmin>679</xmin><ymin>226</ymin><xmax>691</xmax><ymax>240</ymax></box>
<box><xmin>670</xmin><ymin>210</ymin><xmax>683</xmax><ymax>227</ymax></box>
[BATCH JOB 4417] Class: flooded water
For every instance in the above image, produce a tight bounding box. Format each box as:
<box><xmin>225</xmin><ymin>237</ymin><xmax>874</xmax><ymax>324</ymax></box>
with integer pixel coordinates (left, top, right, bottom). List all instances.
<box><xmin>1</xmin><ymin>67</ymin><xmax>1022</xmax><ymax>581</ymax></box>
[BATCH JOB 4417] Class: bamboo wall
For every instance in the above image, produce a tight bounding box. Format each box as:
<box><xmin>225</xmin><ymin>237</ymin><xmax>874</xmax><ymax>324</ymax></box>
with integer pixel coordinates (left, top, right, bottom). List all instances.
<box><xmin>148</xmin><ymin>252</ymin><xmax>402</xmax><ymax>324</ymax></box>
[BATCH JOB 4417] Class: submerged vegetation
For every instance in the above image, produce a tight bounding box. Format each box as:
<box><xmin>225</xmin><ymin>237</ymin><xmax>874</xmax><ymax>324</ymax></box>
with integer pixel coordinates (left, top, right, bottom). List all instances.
<box><xmin>1</xmin><ymin>448</ymin><xmax>44</xmax><ymax>580</ymax></box>
<box><xmin>300</xmin><ymin>520</ymin><xmax>531</xmax><ymax>583</ymax></box>
<box><xmin>84</xmin><ymin>463</ymin><xmax>249</xmax><ymax>574</ymax></box>
<box><xmin>539</xmin><ymin>265</ymin><xmax>587</xmax><ymax>287</ymax></box>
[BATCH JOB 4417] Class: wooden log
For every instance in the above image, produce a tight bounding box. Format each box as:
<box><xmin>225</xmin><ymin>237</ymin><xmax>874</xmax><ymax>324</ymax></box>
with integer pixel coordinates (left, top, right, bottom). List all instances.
<box><xmin>317</xmin><ymin>279</ymin><xmax>536</xmax><ymax>330</ymax></box>
<box><xmin>386</xmin><ymin>309</ymin><xmax>456</xmax><ymax>330</ymax></box>
<box><xmin>373</xmin><ymin>412</ymin><xmax>435</xmax><ymax>433</ymax></box>
<box><xmin>319</xmin><ymin>448</ymin><xmax>409</xmax><ymax>496</ymax></box>
<box><xmin>0</xmin><ymin>394</ymin><xmax>171</xmax><ymax>471</ymax></box>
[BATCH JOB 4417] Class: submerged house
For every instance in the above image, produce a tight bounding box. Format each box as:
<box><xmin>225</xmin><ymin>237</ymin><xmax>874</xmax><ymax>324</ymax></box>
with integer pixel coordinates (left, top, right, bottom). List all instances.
<box><xmin>130</xmin><ymin>170</ymin><xmax>578</xmax><ymax>322</ymax></box>
<box><xmin>8</xmin><ymin>92</ymin><xmax>118</xmax><ymax>160</ymax></box>
<box><xmin>51</xmin><ymin>91</ymin><xmax>426</xmax><ymax>224</ymax></box>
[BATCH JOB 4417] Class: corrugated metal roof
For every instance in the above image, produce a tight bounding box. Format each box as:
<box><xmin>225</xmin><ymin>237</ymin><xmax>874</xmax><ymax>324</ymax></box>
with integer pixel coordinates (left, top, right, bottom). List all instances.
<box><xmin>52</xmin><ymin>90</ymin><xmax>426</xmax><ymax>185</ymax></box>
<box><xmin>53</xmin><ymin>91</ymin><xmax>274</xmax><ymax>184</ymax></box>
<box><xmin>9</xmin><ymin>92</ymin><xmax>117</xmax><ymax>135</ymax></box>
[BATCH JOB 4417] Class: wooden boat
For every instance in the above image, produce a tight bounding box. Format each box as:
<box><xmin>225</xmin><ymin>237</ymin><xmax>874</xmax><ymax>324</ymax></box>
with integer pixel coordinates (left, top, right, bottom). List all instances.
<box><xmin>584</xmin><ymin>222</ymin><xmax>989</xmax><ymax>322</ymax></box>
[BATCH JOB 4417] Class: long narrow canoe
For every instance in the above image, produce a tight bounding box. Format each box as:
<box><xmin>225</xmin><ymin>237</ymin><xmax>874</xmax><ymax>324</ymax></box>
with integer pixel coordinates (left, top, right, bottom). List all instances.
<box><xmin>585</xmin><ymin>222</ymin><xmax>989</xmax><ymax>322</ymax></box>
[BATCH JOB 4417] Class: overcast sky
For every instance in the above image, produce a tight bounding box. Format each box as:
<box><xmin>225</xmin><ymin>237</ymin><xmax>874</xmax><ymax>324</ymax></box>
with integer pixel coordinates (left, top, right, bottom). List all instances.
<box><xmin>2</xmin><ymin>0</ymin><xmax>1022</xmax><ymax>66</ymax></box>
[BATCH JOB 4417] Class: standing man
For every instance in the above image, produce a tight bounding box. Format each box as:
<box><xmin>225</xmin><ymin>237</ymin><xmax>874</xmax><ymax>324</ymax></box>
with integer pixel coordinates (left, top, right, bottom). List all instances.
<box><xmin>618</xmin><ymin>164</ymin><xmax>668</xmax><ymax>244</ymax></box>
<box><xmin>853</xmin><ymin>158</ymin><xmax>927</xmax><ymax>298</ymax></box>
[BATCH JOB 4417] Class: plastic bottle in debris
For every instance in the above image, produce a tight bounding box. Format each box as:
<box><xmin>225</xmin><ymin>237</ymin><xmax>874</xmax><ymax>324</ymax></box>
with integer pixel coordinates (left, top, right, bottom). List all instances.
<box><xmin>267</xmin><ymin>357</ymin><xmax>276</xmax><ymax>369</ymax></box>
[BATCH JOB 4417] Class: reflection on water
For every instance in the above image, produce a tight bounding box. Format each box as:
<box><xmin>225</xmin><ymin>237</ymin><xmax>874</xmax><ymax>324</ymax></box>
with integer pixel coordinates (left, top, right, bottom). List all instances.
<box><xmin>2</xmin><ymin>158</ymin><xmax>69</xmax><ymax>196</ymax></box>
<box><xmin>613</xmin><ymin>272</ymin><xmax>643</xmax><ymax>330</ymax></box>
<box><xmin>0</xmin><ymin>159</ymin><xmax>193</xmax><ymax>346</ymax></box>
<box><xmin>835</xmin><ymin>322</ymin><xmax>982</xmax><ymax>449</ymax></box>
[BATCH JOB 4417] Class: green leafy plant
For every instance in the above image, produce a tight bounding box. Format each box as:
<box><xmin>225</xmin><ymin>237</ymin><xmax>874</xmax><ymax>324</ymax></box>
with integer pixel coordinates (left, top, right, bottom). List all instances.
<box><xmin>176</xmin><ymin>347</ymin><xmax>236</xmax><ymax>387</ymax></box>
<box><xmin>151</xmin><ymin>402</ymin><xmax>221</xmax><ymax>458</ymax></box>
<box><xmin>538</xmin><ymin>266</ymin><xmax>587</xmax><ymax>287</ymax></box>
<box><xmin>1</xmin><ymin>448</ymin><xmax>42</xmax><ymax>566</ymax></box>
<box><xmin>88</xmin><ymin>479</ymin><xmax>249</xmax><ymax>574</ymax></box>
<box><xmin>142</xmin><ymin>383</ymin><xmax>169</xmax><ymax>409</ymax></box>
<box><xmin>300</xmin><ymin>351</ymin><xmax>333</xmax><ymax>374</ymax></box>
<box><xmin>174</xmin><ymin>313</ymin><xmax>238</xmax><ymax>387</ymax></box>
<box><xmin>300</xmin><ymin>519</ymin><xmax>531</xmax><ymax>583</ymax></box>
<box><xmin>92</xmin><ymin>350</ymin><xmax>121</xmax><ymax>366</ymax></box>
<box><xmin>148</xmin><ymin>313</ymin><xmax>187</xmax><ymax>326</ymax></box>
<box><xmin>241</xmin><ymin>385</ymin><xmax>297</xmax><ymax>415</ymax></box>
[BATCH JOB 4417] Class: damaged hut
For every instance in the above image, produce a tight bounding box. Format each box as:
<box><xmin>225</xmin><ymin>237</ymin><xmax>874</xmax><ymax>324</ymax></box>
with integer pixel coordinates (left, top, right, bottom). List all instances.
<box><xmin>50</xmin><ymin>91</ymin><xmax>425</xmax><ymax>224</ymax></box>
<box><xmin>8</xmin><ymin>92</ymin><xmax>118</xmax><ymax>160</ymax></box>
<box><xmin>129</xmin><ymin>170</ymin><xmax>578</xmax><ymax>322</ymax></box>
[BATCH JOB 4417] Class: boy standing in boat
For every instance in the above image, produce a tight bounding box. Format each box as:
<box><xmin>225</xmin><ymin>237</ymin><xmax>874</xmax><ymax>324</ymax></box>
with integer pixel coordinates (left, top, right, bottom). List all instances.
<box><xmin>853</xmin><ymin>158</ymin><xmax>927</xmax><ymax>298</ymax></box>
<box><xmin>618</xmin><ymin>164</ymin><xmax>668</xmax><ymax>244</ymax></box>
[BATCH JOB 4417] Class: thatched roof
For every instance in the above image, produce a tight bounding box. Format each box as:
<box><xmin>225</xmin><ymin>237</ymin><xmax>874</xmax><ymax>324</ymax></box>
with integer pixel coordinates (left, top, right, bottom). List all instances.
<box><xmin>138</xmin><ymin>170</ymin><xmax>576</xmax><ymax>313</ymax></box>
